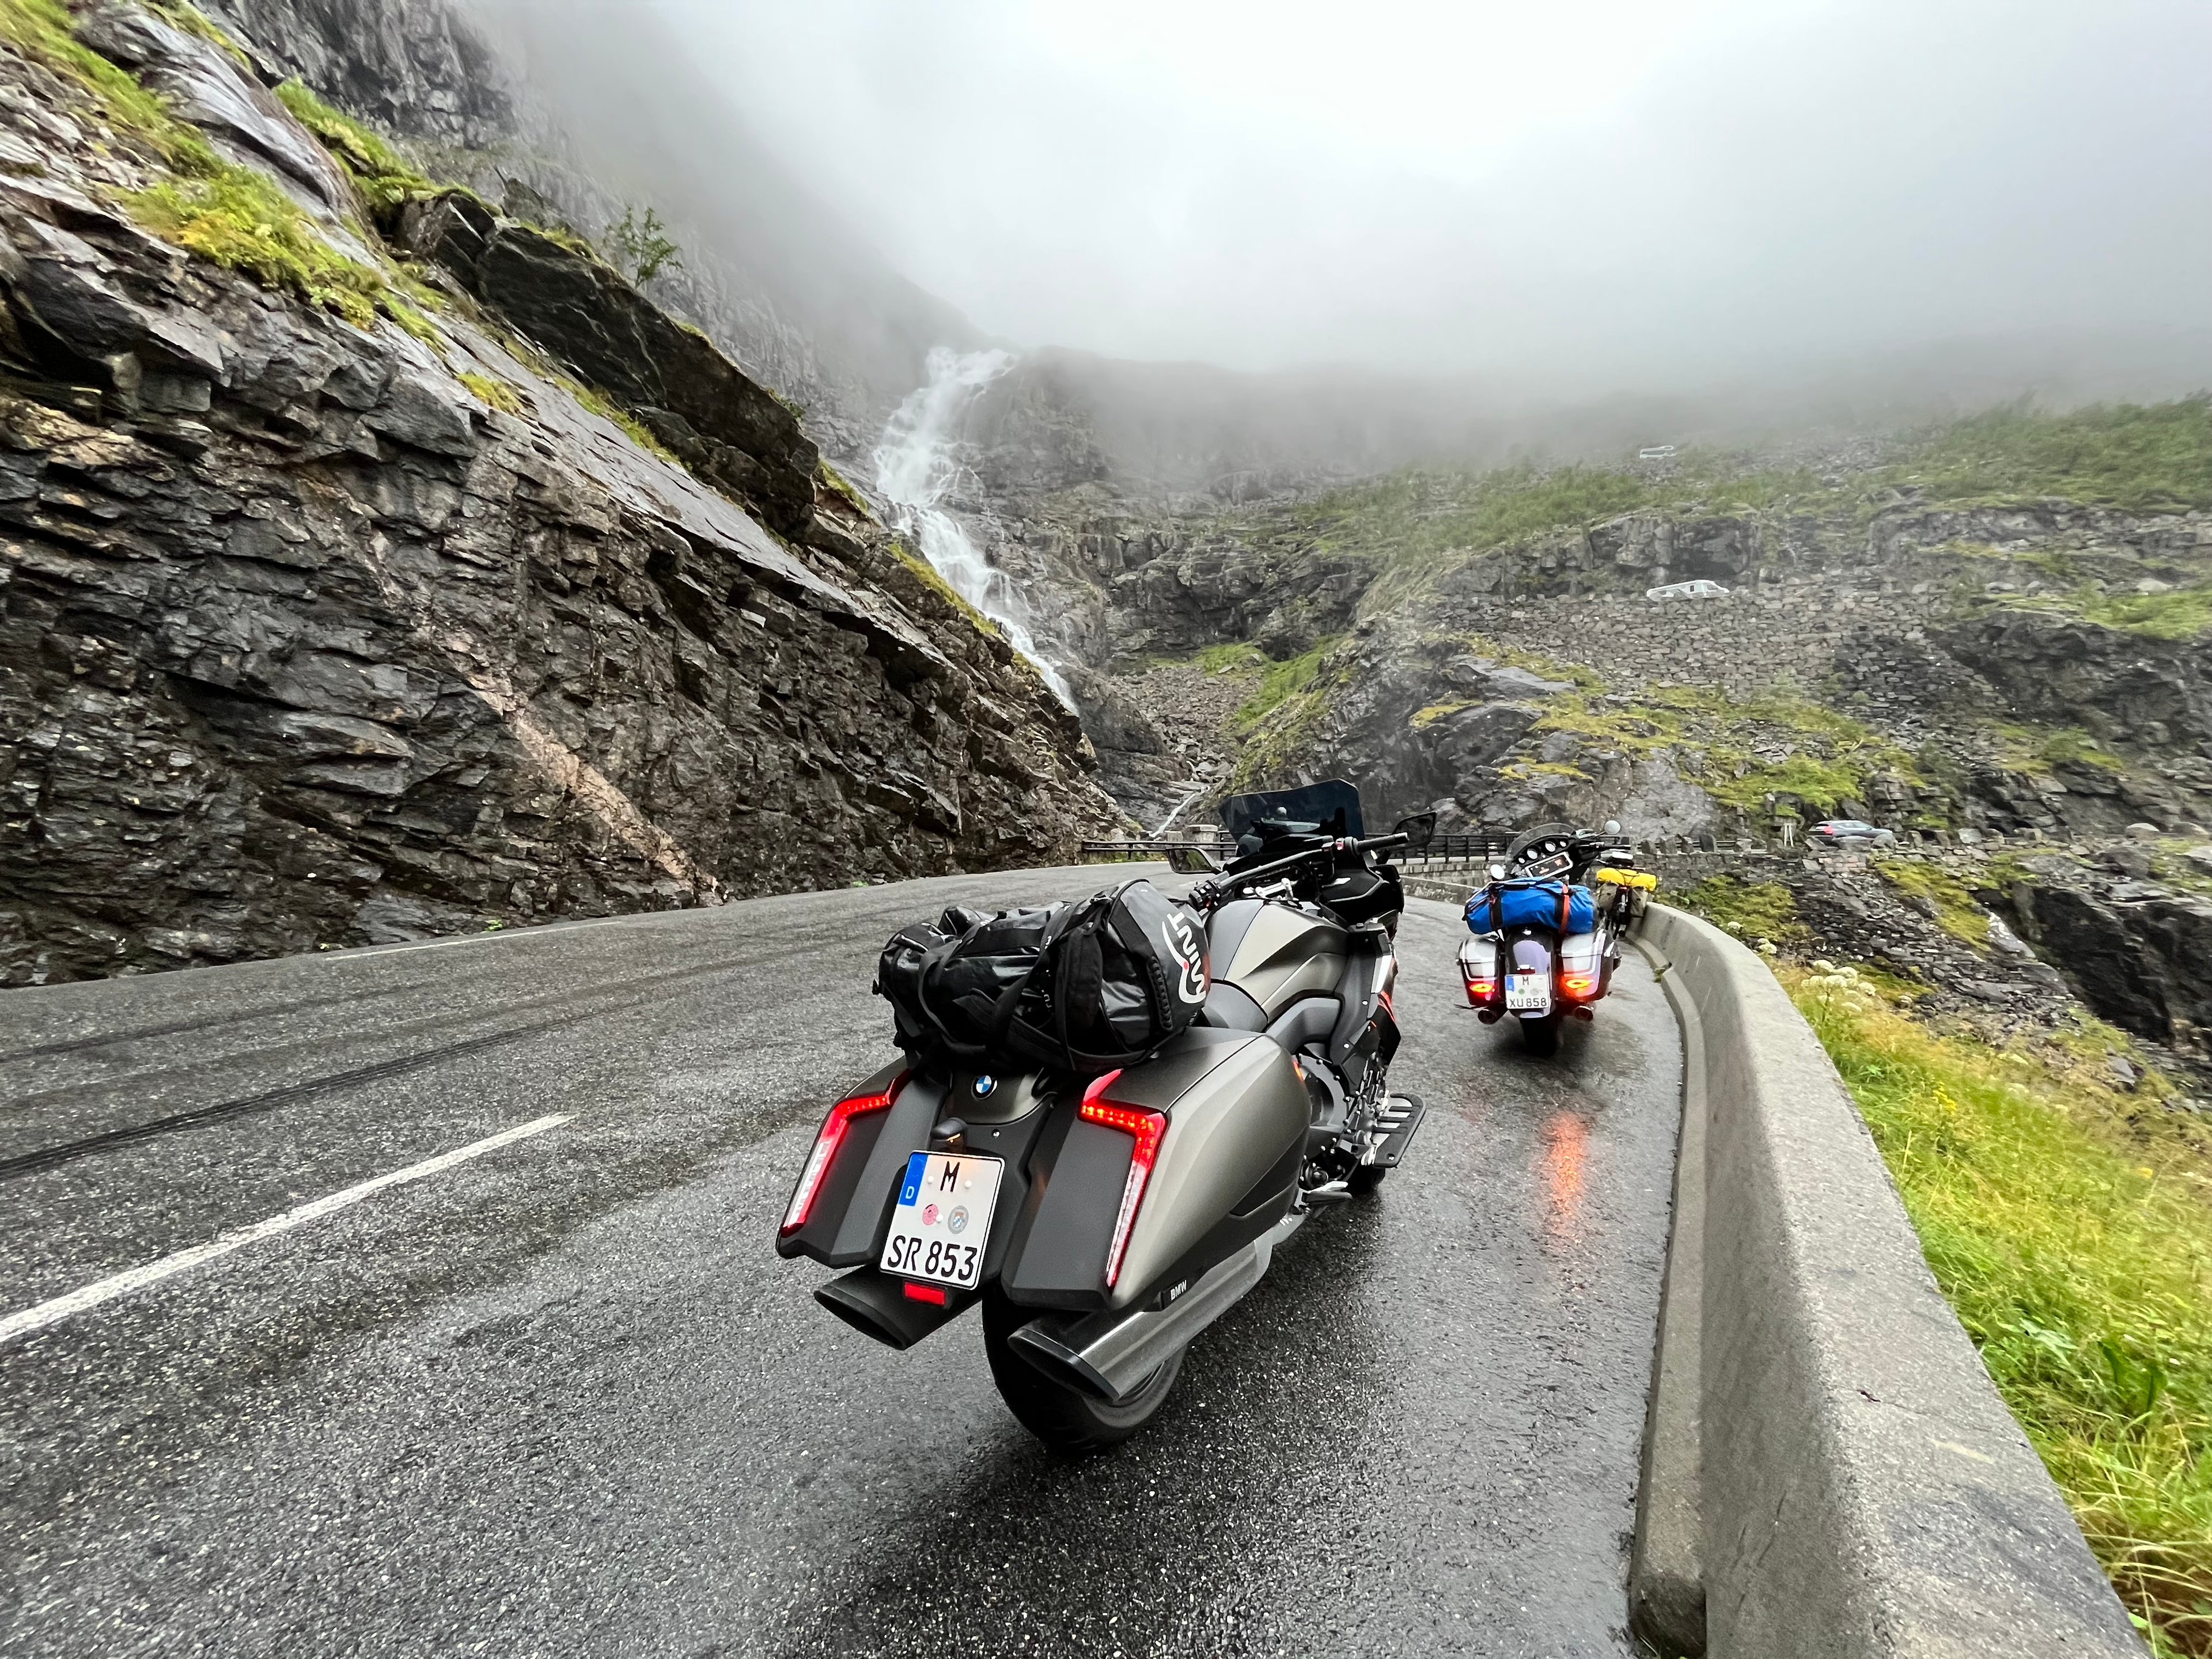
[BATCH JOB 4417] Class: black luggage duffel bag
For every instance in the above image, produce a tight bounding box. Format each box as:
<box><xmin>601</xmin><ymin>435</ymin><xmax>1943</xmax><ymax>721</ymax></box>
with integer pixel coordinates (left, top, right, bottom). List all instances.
<box><xmin>875</xmin><ymin>878</ymin><xmax>1210</xmax><ymax>1075</ymax></box>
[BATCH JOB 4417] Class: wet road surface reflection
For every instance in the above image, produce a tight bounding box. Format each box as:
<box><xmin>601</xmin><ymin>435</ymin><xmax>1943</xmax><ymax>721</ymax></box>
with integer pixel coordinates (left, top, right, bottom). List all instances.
<box><xmin>1541</xmin><ymin>1109</ymin><xmax>1593</xmax><ymax>1245</ymax></box>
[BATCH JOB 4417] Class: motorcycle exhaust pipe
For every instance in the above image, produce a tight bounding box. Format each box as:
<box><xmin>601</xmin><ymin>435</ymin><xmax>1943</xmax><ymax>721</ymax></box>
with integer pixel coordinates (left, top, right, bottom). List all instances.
<box><xmin>816</xmin><ymin>1266</ymin><xmax>975</xmax><ymax>1350</ymax></box>
<box><xmin>1007</xmin><ymin>1210</ymin><xmax>1304</xmax><ymax>1404</ymax></box>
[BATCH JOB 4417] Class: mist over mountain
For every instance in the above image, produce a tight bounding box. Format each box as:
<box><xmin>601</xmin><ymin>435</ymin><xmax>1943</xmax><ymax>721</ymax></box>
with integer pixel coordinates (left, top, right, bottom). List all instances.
<box><xmin>656</xmin><ymin>0</ymin><xmax>2212</xmax><ymax>391</ymax></box>
<box><xmin>200</xmin><ymin>0</ymin><xmax>2211</xmax><ymax>489</ymax></box>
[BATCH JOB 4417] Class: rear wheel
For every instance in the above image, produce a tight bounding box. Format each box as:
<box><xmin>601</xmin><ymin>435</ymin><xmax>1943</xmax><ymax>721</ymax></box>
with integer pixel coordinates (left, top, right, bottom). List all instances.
<box><xmin>982</xmin><ymin>1287</ymin><xmax>1184</xmax><ymax>1453</ymax></box>
<box><xmin>1520</xmin><ymin>1012</ymin><xmax>1563</xmax><ymax>1057</ymax></box>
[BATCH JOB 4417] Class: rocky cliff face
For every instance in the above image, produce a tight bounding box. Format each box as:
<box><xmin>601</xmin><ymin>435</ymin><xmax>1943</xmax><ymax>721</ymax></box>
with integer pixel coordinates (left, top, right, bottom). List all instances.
<box><xmin>0</xmin><ymin>3</ymin><xmax>1115</xmax><ymax>986</ymax></box>
<box><xmin>200</xmin><ymin>0</ymin><xmax>980</xmax><ymax>457</ymax></box>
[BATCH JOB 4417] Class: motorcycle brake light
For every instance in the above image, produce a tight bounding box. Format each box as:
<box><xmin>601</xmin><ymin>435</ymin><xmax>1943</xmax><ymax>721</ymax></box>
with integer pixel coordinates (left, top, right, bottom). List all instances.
<box><xmin>902</xmin><ymin>1282</ymin><xmax>949</xmax><ymax>1306</ymax></box>
<box><xmin>1464</xmin><ymin>975</ymin><xmax>1497</xmax><ymax>1002</ymax></box>
<box><xmin>1560</xmin><ymin>971</ymin><xmax>1598</xmax><ymax>998</ymax></box>
<box><xmin>780</xmin><ymin>1072</ymin><xmax>907</xmax><ymax>1236</ymax></box>
<box><xmin>1079</xmin><ymin>1097</ymin><xmax>1168</xmax><ymax>1289</ymax></box>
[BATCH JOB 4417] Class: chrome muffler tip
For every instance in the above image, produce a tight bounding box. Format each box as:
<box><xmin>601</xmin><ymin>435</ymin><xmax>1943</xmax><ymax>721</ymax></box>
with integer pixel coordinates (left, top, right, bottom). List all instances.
<box><xmin>1006</xmin><ymin>1324</ymin><xmax>1120</xmax><ymax>1402</ymax></box>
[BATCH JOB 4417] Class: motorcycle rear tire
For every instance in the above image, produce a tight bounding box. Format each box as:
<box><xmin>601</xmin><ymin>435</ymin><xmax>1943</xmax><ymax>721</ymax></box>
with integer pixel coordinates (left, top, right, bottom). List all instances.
<box><xmin>982</xmin><ymin>1287</ymin><xmax>1184</xmax><ymax>1453</ymax></box>
<box><xmin>1520</xmin><ymin>1012</ymin><xmax>1563</xmax><ymax>1057</ymax></box>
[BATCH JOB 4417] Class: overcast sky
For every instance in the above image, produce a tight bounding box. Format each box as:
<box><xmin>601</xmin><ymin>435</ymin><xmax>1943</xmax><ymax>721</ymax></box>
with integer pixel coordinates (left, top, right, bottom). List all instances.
<box><xmin>642</xmin><ymin>0</ymin><xmax>2206</xmax><ymax>393</ymax></box>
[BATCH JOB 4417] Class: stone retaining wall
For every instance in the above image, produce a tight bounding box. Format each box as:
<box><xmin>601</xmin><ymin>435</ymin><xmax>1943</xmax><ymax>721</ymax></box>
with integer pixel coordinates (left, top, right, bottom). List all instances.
<box><xmin>1449</xmin><ymin>582</ymin><xmax>1946</xmax><ymax>698</ymax></box>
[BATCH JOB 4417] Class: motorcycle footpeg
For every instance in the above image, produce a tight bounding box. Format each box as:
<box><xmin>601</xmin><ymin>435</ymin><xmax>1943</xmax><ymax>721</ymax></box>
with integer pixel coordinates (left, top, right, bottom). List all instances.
<box><xmin>1362</xmin><ymin>1093</ymin><xmax>1427</xmax><ymax>1169</ymax></box>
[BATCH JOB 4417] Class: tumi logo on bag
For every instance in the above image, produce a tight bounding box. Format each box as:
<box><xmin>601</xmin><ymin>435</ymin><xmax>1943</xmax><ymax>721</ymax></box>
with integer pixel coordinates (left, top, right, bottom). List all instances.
<box><xmin>1165</xmin><ymin>911</ymin><xmax>1207</xmax><ymax>1005</ymax></box>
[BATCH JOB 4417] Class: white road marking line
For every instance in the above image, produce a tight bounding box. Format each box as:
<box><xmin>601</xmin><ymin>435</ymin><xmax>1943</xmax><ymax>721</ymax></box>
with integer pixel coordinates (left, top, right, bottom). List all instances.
<box><xmin>0</xmin><ymin>1115</ymin><xmax>573</xmax><ymax>1347</ymax></box>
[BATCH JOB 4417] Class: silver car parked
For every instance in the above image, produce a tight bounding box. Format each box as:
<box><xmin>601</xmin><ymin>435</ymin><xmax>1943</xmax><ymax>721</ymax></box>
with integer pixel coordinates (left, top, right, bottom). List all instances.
<box><xmin>1808</xmin><ymin>819</ymin><xmax>1897</xmax><ymax>849</ymax></box>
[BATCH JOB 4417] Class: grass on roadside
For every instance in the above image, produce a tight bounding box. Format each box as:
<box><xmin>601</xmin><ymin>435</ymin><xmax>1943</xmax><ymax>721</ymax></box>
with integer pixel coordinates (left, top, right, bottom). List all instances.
<box><xmin>1789</xmin><ymin>967</ymin><xmax>2212</xmax><ymax>1654</ymax></box>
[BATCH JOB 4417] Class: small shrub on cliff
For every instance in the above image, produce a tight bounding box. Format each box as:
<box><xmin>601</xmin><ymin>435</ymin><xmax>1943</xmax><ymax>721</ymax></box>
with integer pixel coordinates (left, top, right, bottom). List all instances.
<box><xmin>607</xmin><ymin>204</ymin><xmax>684</xmax><ymax>285</ymax></box>
<box><xmin>1792</xmin><ymin>970</ymin><xmax>2212</xmax><ymax>1654</ymax></box>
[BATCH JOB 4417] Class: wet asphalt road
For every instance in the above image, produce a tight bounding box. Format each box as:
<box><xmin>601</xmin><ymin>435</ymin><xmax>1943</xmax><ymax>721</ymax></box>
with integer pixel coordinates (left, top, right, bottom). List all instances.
<box><xmin>0</xmin><ymin>870</ymin><xmax>1682</xmax><ymax>1657</ymax></box>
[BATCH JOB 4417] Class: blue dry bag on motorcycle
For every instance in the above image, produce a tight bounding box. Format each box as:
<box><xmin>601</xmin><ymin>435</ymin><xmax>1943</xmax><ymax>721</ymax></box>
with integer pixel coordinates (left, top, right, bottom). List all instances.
<box><xmin>1465</xmin><ymin>880</ymin><xmax>1596</xmax><ymax>936</ymax></box>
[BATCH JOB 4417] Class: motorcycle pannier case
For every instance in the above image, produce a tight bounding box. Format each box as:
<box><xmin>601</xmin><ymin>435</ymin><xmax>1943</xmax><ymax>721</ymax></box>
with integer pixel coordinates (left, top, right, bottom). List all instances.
<box><xmin>876</xmin><ymin>878</ymin><xmax>1211</xmax><ymax>1074</ymax></box>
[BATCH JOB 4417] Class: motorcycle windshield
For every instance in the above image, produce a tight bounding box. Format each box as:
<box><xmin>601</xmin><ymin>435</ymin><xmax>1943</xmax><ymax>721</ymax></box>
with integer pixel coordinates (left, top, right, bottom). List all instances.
<box><xmin>1219</xmin><ymin>780</ymin><xmax>1366</xmax><ymax>845</ymax></box>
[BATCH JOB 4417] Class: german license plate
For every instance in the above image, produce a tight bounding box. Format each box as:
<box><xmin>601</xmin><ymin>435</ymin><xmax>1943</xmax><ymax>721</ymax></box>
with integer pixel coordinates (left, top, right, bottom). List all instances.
<box><xmin>880</xmin><ymin>1152</ymin><xmax>1002</xmax><ymax>1289</ymax></box>
<box><xmin>1506</xmin><ymin>973</ymin><xmax>1551</xmax><ymax>1012</ymax></box>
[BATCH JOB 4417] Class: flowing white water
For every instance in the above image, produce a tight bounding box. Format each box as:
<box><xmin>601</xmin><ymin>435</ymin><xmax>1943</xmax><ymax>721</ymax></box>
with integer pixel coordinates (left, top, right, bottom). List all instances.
<box><xmin>873</xmin><ymin>347</ymin><xmax>1072</xmax><ymax>705</ymax></box>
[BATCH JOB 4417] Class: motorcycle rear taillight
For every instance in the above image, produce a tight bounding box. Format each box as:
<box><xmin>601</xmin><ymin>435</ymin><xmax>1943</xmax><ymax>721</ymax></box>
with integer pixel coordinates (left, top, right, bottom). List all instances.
<box><xmin>1463</xmin><ymin>974</ymin><xmax>1497</xmax><ymax>1003</ymax></box>
<box><xmin>1560</xmin><ymin>970</ymin><xmax>1598</xmax><ymax>998</ymax></box>
<box><xmin>780</xmin><ymin>1072</ymin><xmax>908</xmax><ymax>1235</ymax></box>
<box><xmin>1079</xmin><ymin>1086</ymin><xmax>1167</xmax><ymax>1289</ymax></box>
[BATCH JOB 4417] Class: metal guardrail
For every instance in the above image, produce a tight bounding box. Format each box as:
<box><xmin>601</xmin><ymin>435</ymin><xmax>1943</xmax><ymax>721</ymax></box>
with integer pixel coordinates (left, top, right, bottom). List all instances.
<box><xmin>1078</xmin><ymin>838</ymin><xmax>1234</xmax><ymax>863</ymax></box>
<box><xmin>1080</xmin><ymin>833</ymin><xmax>1520</xmax><ymax>865</ymax></box>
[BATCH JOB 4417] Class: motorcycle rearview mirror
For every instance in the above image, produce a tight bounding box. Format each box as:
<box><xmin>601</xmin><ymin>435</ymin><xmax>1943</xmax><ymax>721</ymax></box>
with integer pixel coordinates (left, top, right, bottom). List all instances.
<box><xmin>1604</xmin><ymin>819</ymin><xmax>1622</xmax><ymax>836</ymax></box>
<box><xmin>1163</xmin><ymin>844</ymin><xmax>1222</xmax><ymax>876</ymax></box>
<box><xmin>1391</xmin><ymin>810</ymin><xmax>1437</xmax><ymax>851</ymax></box>
<box><xmin>1488</xmin><ymin>862</ymin><xmax>1508</xmax><ymax>880</ymax></box>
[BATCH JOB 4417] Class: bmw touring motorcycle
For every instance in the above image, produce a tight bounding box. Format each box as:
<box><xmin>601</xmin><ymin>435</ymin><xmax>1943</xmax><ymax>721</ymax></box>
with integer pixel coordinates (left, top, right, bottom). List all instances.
<box><xmin>777</xmin><ymin>782</ymin><xmax>1433</xmax><ymax>1451</ymax></box>
<box><xmin>1456</xmin><ymin>821</ymin><xmax>1656</xmax><ymax>1055</ymax></box>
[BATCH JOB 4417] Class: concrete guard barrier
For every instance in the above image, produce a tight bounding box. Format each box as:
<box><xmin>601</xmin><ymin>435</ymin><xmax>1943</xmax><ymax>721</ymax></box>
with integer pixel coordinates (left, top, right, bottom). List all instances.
<box><xmin>1630</xmin><ymin>903</ymin><xmax>2142</xmax><ymax>1657</ymax></box>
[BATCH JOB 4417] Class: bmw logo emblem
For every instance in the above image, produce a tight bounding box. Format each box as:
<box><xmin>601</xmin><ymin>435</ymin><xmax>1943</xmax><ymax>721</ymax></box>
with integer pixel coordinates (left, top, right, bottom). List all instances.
<box><xmin>972</xmin><ymin>1074</ymin><xmax>997</xmax><ymax>1098</ymax></box>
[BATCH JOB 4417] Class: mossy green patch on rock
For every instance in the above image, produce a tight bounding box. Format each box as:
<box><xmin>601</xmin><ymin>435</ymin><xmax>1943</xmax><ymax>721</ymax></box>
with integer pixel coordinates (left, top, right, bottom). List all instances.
<box><xmin>0</xmin><ymin>0</ymin><xmax>175</xmax><ymax>149</ymax></box>
<box><xmin>145</xmin><ymin>0</ymin><xmax>248</xmax><ymax>67</ymax></box>
<box><xmin>1227</xmin><ymin>637</ymin><xmax>1350</xmax><ymax>791</ymax></box>
<box><xmin>127</xmin><ymin>164</ymin><xmax>386</xmax><ymax>325</ymax></box>
<box><xmin>272</xmin><ymin>78</ymin><xmax>433</xmax><ymax>214</ymax></box>
<box><xmin>816</xmin><ymin>458</ymin><xmax>870</xmax><ymax>518</ymax></box>
<box><xmin>2075</xmin><ymin>582</ymin><xmax>2212</xmax><ymax>641</ymax></box>
<box><xmin>1890</xmin><ymin>396</ymin><xmax>2212</xmax><ymax>516</ymax></box>
<box><xmin>555</xmin><ymin>374</ymin><xmax>683</xmax><ymax>463</ymax></box>
<box><xmin>0</xmin><ymin>0</ymin><xmax>441</xmax><ymax>342</ymax></box>
<box><xmin>892</xmin><ymin>542</ymin><xmax>998</xmax><ymax>637</ymax></box>
<box><xmin>1525</xmin><ymin>683</ymin><xmax>1918</xmax><ymax>817</ymax></box>
<box><xmin>1874</xmin><ymin>856</ymin><xmax>1992</xmax><ymax>946</ymax></box>
<box><xmin>1669</xmin><ymin>874</ymin><xmax>1810</xmax><ymax>946</ymax></box>
<box><xmin>1231</xmin><ymin>635</ymin><xmax>1341</xmax><ymax>734</ymax></box>
<box><xmin>2041</xmin><ymin>727</ymin><xmax>2128</xmax><ymax>772</ymax></box>
<box><xmin>457</xmin><ymin>370</ymin><xmax>524</xmax><ymax>415</ymax></box>
<box><xmin>1189</xmin><ymin>642</ymin><xmax>1268</xmax><ymax>676</ymax></box>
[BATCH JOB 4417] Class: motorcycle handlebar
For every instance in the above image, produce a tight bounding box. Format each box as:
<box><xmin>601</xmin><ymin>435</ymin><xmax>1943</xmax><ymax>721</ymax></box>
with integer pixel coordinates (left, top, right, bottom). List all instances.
<box><xmin>1190</xmin><ymin>832</ymin><xmax>1409</xmax><ymax>910</ymax></box>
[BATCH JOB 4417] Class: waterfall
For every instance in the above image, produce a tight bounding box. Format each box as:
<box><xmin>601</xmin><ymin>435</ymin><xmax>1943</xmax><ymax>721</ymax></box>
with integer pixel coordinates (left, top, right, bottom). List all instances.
<box><xmin>873</xmin><ymin>347</ymin><xmax>1073</xmax><ymax>706</ymax></box>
